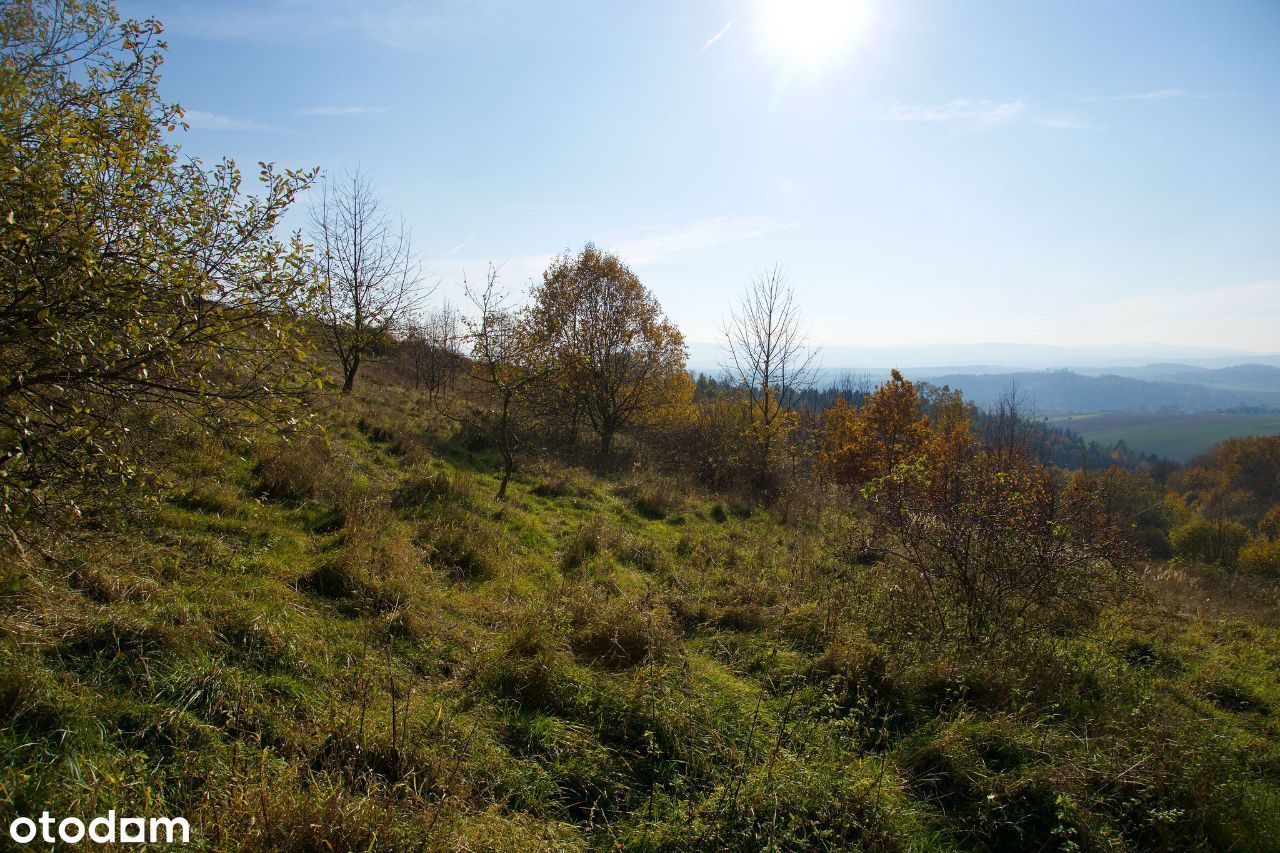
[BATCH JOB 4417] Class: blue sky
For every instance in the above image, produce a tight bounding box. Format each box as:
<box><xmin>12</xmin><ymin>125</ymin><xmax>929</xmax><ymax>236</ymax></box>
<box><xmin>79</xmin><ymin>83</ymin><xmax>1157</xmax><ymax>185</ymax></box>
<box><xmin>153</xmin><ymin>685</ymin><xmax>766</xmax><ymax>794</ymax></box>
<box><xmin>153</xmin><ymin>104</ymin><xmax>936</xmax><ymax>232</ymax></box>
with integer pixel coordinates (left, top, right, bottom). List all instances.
<box><xmin>124</xmin><ymin>0</ymin><xmax>1280</xmax><ymax>357</ymax></box>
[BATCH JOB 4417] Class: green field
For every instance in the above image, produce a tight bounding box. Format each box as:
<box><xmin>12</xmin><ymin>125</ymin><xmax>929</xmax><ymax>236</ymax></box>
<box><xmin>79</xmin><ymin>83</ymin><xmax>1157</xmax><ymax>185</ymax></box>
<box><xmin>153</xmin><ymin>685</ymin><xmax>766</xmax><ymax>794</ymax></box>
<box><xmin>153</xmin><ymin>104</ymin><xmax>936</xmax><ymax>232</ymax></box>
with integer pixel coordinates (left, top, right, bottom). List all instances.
<box><xmin>1048</xmin><ymin>412</ymin><xmax>1280</xmax><ymax>462</ymax></box>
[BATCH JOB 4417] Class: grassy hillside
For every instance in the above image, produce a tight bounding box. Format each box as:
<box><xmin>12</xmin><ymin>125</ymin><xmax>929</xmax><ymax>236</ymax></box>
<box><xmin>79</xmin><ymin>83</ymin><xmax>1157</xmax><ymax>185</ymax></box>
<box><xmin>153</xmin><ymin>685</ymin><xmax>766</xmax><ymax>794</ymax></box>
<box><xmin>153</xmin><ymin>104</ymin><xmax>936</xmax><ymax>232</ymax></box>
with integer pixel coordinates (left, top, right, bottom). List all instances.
<box><xmin>2</xmin><ymin>375</ymin><xmax>1279</xmax><ymax>850</ymax></box>
<box><xmin>1048</xmin><ymin>413</ymin><xmax>1280</xmax><ymax>462</ymax></box>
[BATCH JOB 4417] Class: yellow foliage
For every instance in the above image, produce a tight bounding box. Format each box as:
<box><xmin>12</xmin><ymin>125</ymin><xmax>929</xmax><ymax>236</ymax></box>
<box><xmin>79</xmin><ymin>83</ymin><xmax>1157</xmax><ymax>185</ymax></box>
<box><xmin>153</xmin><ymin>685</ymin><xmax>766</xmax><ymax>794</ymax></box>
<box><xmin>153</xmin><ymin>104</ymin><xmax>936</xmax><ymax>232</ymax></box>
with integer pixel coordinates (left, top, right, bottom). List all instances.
<box><xmin>821</xmin><ymin>370</ymin><xmax>932</xmax><ymax>486</ymax></box>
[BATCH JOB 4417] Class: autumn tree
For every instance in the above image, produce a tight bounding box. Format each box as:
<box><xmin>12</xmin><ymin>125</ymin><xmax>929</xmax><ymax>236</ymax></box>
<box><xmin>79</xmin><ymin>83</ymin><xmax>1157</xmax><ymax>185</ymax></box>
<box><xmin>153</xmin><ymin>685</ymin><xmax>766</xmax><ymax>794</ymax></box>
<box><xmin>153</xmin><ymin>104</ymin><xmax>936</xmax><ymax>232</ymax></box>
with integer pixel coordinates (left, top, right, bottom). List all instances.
<box><xmin>822</xmin><ymin>370</ymin><xmax>932</xmax><ymax>487</ymax></box>
<box><xmin>308</xmin><ymin>168</ymin><xmax>426</xmax><ymax>394</ymax></box>
<box><xmin>721</xmin><ymin>267</ymin><xmax>818</xmax><ymax>489</ymax></box>
<box><xmin>0</xmin><ymin>0</ymin><xmax>318</xmax><ymax>526</ymax></box>
<box><xmin>528</xmin><ymin>244</ymin><xmax>688</xmax><ymax>457</ymax></box>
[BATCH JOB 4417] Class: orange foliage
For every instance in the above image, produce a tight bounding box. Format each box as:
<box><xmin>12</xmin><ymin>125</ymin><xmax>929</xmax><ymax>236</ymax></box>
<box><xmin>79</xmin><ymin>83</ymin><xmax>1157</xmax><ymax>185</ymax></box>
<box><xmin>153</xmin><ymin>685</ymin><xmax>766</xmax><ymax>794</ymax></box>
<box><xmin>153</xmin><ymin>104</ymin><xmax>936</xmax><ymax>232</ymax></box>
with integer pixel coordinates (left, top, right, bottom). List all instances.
<box><xmin>821</xmin><ymin>369</ymin><xmax>932</xmax><ymax>486</ymax></box>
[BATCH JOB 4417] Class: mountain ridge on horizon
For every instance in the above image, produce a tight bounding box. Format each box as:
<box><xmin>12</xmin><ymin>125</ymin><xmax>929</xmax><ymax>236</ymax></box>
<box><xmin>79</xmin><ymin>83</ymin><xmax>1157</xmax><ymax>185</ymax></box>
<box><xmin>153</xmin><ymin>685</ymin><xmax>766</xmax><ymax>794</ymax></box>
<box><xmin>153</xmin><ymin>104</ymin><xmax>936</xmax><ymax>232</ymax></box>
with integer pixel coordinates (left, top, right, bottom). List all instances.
<box><xmin>687</xmin><ymin>341</ymin><xmax>1280</xmax><ymax>374</ymax></box>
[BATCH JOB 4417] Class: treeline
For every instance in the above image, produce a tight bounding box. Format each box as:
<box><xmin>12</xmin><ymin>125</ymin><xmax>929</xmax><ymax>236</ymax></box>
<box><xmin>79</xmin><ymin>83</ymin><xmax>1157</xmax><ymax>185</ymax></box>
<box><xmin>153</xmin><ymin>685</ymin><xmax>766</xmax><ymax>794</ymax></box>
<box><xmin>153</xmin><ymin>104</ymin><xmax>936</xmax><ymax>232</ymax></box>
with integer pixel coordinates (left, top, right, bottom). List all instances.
<box><xmin>703</xmin><ymin>373</ymin><xmax>1163</xmax><ymax>472</ymax></box>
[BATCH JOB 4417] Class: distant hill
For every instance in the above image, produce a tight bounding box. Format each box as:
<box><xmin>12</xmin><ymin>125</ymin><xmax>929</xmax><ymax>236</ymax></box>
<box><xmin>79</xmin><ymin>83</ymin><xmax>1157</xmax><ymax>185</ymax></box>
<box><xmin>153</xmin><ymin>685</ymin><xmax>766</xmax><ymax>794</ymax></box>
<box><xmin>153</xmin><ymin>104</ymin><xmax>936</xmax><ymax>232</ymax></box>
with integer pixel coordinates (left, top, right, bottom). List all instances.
<box><xmin>910</xmin><ymin>369</ymin><xmax>1280</xmax><ymax>414</ymax></box>
<box><xmin>1075</xmin><ymin>363</ymin><xmax>1280</xmax><ymax>395</ymax></box>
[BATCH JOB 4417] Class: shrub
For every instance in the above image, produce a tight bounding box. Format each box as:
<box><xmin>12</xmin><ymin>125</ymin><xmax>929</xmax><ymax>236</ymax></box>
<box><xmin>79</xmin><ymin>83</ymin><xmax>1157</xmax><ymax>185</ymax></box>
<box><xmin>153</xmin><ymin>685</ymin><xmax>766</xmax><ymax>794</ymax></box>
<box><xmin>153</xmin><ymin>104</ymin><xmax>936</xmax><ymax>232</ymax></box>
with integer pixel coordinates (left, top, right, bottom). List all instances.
<box><xmin>1171</xmin><ymin>516</ymin><xmax>1251</xmax><ymax>567</ymax></box>
<box><xmin>1238</xmin><ymin>536</ymin><xmax>1280</xmax><ymax>575</ymax></box>
<box><xmin>257</xmin><ymin>436</ymin><xmax>332</xmax><ymax>502</ymax></box>
<box><xmin>867</xmin><ymin>431</ymin><xmax>1139</xmax><ymax>646</ymax></box>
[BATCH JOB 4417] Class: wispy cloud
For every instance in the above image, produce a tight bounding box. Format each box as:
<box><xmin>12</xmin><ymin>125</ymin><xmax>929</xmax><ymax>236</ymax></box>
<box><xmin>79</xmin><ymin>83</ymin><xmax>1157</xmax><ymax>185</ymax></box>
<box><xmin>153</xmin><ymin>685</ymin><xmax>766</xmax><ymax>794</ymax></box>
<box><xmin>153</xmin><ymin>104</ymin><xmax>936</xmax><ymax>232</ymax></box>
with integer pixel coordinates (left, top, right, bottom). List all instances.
<box><xmin>1073</xmin><ymin>88</ymin><xmax>1205</xmax><ymax>103</ymax></box>
<box><xmin>427</xmin><ymin>255</ymin><xmax>553</xmax><ymax>294</ymax></box>
<box><xmin>182</xmin><ymin>109</ymin><xmax>273</xmax><ymax>131</ymax></box>
<box><xmin>859</xmin><ymin>98</ymin><xmax>1029</xmax><ymax>126</ymax></box>
<box><xmin>609</xmin><ymin>215</ymin><xmax>792</xmax><ymax>265</ymax></box>
<box><xmin>423</xmin><ymin>215</ymin><xmax>789</xmax><ymax>294</ymax></box>
<box><xmin>857</xmin><ymin>86</ymin><xmax>1206</xmax><ymax>132</ymax></box>
<box><xmin>698</xmin><ymin>19</ymin><xmax>733</xmax><ymax>55</ymax></box>
<box><xmin>445</xmin><ymin>233</ymin><xmax>475</xmax><ymax>257</ymax></box>
<box><xmin>298</xmin><ymin>105</ymin><xmax>389</xmax><ymax>117</ymax></box>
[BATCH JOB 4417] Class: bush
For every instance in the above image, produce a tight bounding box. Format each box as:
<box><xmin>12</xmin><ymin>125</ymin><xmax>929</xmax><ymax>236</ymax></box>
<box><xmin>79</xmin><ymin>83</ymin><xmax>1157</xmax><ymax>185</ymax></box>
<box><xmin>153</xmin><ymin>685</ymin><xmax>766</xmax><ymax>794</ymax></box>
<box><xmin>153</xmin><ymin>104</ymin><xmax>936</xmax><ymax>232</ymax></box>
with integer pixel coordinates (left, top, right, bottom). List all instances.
<box><xmin>1171</xmin><ymin>517</ymin><xmax>1251</xmax><ymax>567</ymax></box>
<box><xmin>868</xmin><ymin>435</ymin><xmax>1139</xmax><ymax>646</ymax></box>
<box><xmin>1238</xmin><ymin>536</ymin><xmax>1280</xmax><ymax>575</ymax></box>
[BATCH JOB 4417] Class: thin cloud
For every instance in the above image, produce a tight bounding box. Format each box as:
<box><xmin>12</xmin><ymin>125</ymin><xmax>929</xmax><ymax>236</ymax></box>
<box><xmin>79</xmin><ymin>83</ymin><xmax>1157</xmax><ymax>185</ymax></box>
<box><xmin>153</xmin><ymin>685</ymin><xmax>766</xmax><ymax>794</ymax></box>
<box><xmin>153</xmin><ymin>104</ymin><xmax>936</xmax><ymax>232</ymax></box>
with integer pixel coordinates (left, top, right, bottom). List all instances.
<box><xmin>609</xmin><ymin>216</ymin><xmax>792</xmax><ymax>265</ymax></box>
<box><xmin>298</xmin><ymin>105</ymin><xmax>389</xmax><ymax>116</ymax></box>
<box><xmin>445</xmin><ymin>233</ymin><xmax>475</xmax><ymax>257</ymax></box>
<box><xmin>426</xmin><ymin>255</ymin><xmax>553</xmax><ymax>292</ymax></box>
<box><xmin>859</xmin><ymin>98</ymin><xmax>1029</xmax><ymax>126</ymax></box>
<box><xmin>182</xmin><ymin>109</ymin><xmax>273</xmax><ymax>131</ymax></box>
<box><xmin>698</xmin><ymin>19</ymin><xmax>733</xmax><ymax>55</ymax></box>
<box><xmin>1036</xmin><ymin>115</ymin><xmax>1094</xmax><ymax>130</ymax></box>
<box><xmin>424</xmin><ymin>215</ymin><xmax>789</xmax><ymax>292</ymax></box>
<box><xmin>1073</xmin><ymin>88</ymin><xmax>1205</xmax><ymax>103</ymax></box>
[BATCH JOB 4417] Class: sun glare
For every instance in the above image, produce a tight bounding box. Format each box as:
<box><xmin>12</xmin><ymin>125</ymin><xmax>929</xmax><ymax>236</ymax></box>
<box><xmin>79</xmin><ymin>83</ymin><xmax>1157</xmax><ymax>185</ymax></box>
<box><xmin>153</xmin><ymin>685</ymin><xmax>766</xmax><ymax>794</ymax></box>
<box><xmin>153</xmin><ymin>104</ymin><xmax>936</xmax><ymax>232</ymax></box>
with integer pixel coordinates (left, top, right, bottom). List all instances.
<box><xmin>753</xmin><ymin>0</ymin><xmax>874</xmax><ymax>72</ymax></box>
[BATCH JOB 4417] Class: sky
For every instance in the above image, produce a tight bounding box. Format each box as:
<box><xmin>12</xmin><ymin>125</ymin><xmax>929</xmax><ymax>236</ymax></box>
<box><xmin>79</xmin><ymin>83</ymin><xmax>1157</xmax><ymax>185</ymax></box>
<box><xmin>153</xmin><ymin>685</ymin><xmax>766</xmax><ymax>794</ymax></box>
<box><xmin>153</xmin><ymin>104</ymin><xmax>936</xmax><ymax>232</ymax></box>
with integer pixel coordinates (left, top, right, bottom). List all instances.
<box><xmin>122</xmin><ymin>0</ymin><xmax>1280</xmax><ymax>361</ymax></box>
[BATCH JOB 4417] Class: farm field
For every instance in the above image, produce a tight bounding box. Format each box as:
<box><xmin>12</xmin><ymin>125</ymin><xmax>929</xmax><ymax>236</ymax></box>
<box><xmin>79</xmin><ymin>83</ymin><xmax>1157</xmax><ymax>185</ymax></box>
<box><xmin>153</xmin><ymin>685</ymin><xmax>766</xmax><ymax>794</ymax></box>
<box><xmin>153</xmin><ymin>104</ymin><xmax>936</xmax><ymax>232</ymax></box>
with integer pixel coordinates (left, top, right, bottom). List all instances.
<box><xmin>1048</xmin><ymin>412</ymin><xmax>1280</xmax><ymax>461</ymax></box>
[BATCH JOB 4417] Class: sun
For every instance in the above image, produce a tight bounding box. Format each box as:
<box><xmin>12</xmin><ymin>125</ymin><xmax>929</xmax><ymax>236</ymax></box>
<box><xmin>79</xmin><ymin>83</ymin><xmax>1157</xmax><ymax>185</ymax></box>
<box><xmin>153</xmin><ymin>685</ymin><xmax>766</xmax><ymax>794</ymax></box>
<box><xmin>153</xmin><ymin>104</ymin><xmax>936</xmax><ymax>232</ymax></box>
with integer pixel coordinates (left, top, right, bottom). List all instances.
<box><xmin>753</xmin><ymin>0</ymin><xmax>874</xmax><ymax>72</ymax></box>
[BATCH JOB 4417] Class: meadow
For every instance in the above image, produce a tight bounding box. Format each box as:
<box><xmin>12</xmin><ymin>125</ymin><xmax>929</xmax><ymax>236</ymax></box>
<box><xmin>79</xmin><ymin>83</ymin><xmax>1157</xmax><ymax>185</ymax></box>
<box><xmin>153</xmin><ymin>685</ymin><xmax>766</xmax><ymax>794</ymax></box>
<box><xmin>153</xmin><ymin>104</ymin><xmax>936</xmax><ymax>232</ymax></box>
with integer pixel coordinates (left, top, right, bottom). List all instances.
<box><xmin>5</xmin><ymin>372</ymin><xmax>1280</xmax><ymax>850</ymax></box>
<box><xmin>1047</xmin><ymin>413</ymin><xmax>1280</xmax><ymax>462</ymax></box>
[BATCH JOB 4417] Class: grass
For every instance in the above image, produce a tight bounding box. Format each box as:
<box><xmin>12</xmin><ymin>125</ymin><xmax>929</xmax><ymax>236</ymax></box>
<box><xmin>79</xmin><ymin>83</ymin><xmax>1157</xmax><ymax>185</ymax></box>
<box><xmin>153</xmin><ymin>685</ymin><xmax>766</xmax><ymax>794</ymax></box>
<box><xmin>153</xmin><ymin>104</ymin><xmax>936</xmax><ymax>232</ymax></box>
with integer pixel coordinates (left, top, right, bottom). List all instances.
<box><xmin>1048</xmin><ymin>412</ymin><xmax>1280</xmax><ymax>461</ymax></box>
<box><xmin>3</xmin><ymin>374</ymin><xmax>1280</xmax><ymax>850</ymax></box>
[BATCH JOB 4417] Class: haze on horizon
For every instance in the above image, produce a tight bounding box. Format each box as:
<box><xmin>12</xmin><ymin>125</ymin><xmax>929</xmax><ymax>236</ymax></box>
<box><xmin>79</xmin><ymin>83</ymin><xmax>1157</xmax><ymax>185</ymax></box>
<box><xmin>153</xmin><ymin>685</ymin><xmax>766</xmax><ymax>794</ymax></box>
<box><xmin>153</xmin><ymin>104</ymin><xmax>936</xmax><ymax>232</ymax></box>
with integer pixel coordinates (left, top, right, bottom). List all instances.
<box><xmin>127</xmin><ymin>0</ymin><xmax>1280</xmax><ymax>354</ymax></box>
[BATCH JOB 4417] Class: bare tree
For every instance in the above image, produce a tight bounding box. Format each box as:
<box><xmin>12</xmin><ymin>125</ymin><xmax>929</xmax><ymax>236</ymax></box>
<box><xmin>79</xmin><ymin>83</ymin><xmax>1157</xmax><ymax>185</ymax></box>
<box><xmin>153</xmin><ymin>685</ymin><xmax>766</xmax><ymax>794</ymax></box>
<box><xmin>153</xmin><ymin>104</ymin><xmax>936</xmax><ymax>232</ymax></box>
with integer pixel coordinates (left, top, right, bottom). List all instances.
<box><xmin>309</xmin><ymin>169</ymin><xmax>427</xmax><ymax>394</ymax></box>
<box><xmin>721</xmin><ymin>267</ymin><xmax>819</xmax><ymax>485</ymax></box>
<box><xmin>404</xmin><ymin>302</ymin><xmax>462</xmax><ymax>403</ymax></box>
<box><xmin>837</xmin><ymin>369</ymin><xmax>875</xmax><ymax>403</ymax></box>
<box><xmin>983</xmin><ymin>381</ymin><xmax>1048</xmax><ymax>463</ymax></box>
<box><xmin>459</xmin><ymin>266</ymin><xmax>543</xmax><ymax>499</ymax></box>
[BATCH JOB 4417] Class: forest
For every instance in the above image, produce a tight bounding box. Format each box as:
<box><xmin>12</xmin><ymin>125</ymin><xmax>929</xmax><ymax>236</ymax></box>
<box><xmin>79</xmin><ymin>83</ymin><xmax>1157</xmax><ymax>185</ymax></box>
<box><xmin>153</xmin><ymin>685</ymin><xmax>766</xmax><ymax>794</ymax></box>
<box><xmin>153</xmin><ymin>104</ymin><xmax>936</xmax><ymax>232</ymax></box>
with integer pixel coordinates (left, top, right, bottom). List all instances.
<box><xmin>2</xmin><ymin>2</ymin><xmax>1279</xmax><ymax>850</ymax></box>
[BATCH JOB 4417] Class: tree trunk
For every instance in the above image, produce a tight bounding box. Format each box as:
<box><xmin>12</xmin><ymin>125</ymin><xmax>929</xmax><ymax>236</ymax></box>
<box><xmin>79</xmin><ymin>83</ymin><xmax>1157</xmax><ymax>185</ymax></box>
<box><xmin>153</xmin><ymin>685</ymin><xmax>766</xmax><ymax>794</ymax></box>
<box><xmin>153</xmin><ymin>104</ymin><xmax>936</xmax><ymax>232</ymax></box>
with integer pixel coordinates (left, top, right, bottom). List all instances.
<box><xmin>341</xmin><ymin>352</ymin><xmax>361</xmax><ymax>395</ymax></box>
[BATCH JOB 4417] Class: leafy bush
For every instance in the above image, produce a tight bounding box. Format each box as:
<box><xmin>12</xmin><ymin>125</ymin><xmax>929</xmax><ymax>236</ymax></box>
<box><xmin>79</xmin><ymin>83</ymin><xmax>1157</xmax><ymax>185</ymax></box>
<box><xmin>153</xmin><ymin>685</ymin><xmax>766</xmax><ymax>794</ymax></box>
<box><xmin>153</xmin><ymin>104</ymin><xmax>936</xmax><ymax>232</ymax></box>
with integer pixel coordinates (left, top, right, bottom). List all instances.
<box><xmin>1171</xmin><ymin>517</ymin><xmax>1251</xmax><ymax>567</ymax></box>
<box><xmin>1238</xmin><ymin>536</ymin><xmax>1280</xmax><ymax>575</ymax></box>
